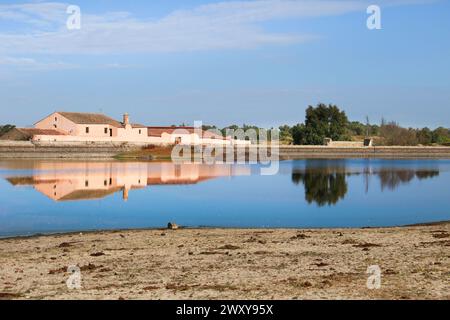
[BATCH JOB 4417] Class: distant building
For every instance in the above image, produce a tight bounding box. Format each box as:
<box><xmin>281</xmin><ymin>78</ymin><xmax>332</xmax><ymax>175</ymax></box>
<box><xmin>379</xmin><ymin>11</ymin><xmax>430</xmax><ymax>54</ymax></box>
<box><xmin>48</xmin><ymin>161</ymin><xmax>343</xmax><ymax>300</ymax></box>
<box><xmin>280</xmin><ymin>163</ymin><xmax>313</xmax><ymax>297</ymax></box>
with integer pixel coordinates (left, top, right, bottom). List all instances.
<box><xmin>3</xmin><ymin>111</ymin><xmax>249</xmax><ymax>146</ymax></box>
<box><xmin>323</xmin><ymin>137</ymin><xmax>373</xmax><ymax>147</ymax></box>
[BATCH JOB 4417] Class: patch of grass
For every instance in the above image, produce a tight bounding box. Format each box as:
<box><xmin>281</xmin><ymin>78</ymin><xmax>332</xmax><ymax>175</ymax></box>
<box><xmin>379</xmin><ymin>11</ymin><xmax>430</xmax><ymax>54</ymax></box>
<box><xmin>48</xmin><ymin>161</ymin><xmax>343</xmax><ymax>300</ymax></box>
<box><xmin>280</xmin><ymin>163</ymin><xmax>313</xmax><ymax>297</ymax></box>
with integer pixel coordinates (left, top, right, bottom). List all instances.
<box><xmin>114</xmin><ymin>145</ymin><xmax>174</xmax><ymax>160</ymax></box>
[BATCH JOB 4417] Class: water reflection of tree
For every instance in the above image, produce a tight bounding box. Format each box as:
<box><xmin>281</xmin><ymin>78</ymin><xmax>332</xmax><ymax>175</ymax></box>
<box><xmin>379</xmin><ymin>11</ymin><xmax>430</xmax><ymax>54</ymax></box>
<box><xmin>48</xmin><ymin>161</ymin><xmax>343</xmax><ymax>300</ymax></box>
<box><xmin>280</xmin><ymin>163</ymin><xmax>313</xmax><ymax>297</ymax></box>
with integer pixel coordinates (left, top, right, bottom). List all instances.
<box><xmin>292</xmin><ymin>161</ymin><xmax>440</xmax><ymax>206</ymax></box>
<box><xmin>292</xmin><ymin>166</ymin><xmax>348</xmax><ymax>207</ymax></box>
<box><xmin>378</xmin><ymin>169</ymin><xmax>439</xmax><ymax>190</ymax></box>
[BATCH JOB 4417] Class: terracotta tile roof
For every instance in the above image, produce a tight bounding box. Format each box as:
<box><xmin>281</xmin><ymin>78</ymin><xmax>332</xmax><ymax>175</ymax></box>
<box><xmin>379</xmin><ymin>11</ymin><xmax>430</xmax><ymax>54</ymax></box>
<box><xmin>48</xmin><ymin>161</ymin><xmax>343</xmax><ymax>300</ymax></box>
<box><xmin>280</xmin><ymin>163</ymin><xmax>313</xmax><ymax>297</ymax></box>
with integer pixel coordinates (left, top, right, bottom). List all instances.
<box><xmin>58</xmin><ymin>112</ymin><xmax>123</xmax><ymax>127</ymax></box>
<box><xmin>202</xmin><ymin>130</ymin><xmax>229</xmax><ymax>140</ymax></box>
<box><xmin>6</xmin><ymin>177</ymin><xmax>59</xmax><ymax>186</ymax></box>
<box><xmin>147</xmin><ymin>126</ymin><xmax>195</xmax><ymax>137</ymax></box>
<box><xmin>18</xmin><ymin>128</ymin><xmax>67</xmax><ymax>136</ymax></box>
<box><xmin>130</xmin><ymin>123</ymin><xmax>146</xmax><ymax>128</ymax></box>
<box><xmin>147</xmin><ymin>177</ymin><xmax>213</xmax><ymax>185</ymax></box>
<box><xmin>59</xmin><ymin>187</ymin><xmax>122</xmax><ymax>201</ymax></box>
<box><xmin>56</xmin><ymin>112</ymin><xmax>145</xmax><ymax>129</ymax></box>
<box><xmin>147</xmin><ymin>126</ymin><xmax>228</xmax><ymax>140</ymax></box>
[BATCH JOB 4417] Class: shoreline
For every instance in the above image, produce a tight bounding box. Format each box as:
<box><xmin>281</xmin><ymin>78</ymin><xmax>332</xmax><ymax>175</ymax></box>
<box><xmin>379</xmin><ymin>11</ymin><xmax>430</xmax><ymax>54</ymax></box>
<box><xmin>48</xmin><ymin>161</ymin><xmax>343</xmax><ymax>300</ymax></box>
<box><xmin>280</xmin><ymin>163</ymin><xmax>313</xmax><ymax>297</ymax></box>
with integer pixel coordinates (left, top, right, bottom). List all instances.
<box><xmin>1</xmin><ymin>220</ymin><xmax>450</xmax><ymax>241</ymax></box>
<box><xmin>1</xmin><ymin>141</ymin><xmax>450</xmax><ymax>159</ymax></box>
<box><xmin>1</xmin><ymin>223</ymin><xmax>449</xmax><ymax>300</ymax></box>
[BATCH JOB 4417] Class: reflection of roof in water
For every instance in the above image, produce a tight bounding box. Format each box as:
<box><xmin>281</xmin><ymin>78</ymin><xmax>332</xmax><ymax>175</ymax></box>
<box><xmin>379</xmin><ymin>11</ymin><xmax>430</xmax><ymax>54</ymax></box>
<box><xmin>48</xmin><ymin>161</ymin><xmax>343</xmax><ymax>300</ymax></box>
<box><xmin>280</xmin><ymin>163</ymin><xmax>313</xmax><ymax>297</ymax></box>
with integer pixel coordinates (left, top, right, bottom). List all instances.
<box><xmin>7</xmin><ymin>177</ymin><xmax>59</xmax><ymax>186</ymax></box>
<box><xmin>146</xmin><ymin>176</ymin><xmax>213</xmax><ymax>185</ymax></box>
<box><xmin>58</xmin><ymin>187</ymin><xmax>123</xmax><ymax>201</ymax></box>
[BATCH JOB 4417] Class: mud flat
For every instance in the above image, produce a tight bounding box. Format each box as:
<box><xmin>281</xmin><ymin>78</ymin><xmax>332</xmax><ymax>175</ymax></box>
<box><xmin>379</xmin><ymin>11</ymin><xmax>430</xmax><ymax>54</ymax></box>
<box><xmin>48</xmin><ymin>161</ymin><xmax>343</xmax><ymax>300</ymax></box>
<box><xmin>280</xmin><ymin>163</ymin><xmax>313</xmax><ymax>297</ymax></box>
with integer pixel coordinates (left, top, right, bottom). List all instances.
<box><xmin>0</xmin><ymin>223</ymin><xmax>449</xmax><ymax>300</ymax></box>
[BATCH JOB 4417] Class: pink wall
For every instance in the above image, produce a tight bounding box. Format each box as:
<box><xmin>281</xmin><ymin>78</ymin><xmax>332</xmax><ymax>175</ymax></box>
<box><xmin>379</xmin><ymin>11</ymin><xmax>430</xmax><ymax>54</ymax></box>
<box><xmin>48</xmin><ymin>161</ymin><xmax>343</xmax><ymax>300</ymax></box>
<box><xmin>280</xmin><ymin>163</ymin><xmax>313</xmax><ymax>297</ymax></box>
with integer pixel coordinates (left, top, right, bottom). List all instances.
<box><xmin>35</xmin><ymin>112</ymin><xmax>77</xmax><ymax>134</ymax></box>
<box><xmin>33</xmin><ymin>112</ymin><xmax>250</xmax><ymax>145</ymax></box>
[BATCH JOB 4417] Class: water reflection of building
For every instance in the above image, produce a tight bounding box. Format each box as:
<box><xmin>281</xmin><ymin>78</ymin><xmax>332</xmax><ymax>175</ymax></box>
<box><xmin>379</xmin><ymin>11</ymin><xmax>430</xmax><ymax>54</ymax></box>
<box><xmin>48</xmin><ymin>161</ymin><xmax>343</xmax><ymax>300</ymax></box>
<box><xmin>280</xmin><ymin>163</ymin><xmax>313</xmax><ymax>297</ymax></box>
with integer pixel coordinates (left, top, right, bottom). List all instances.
<box><xmin>6</xmin><ymin>162</ymin><xmax>250</xmax><ymax>201</ymax></box>
<box><xmin>292</xmin><ymin>160</ymin><xmax>440</xmax><ymax>206</ymax></box>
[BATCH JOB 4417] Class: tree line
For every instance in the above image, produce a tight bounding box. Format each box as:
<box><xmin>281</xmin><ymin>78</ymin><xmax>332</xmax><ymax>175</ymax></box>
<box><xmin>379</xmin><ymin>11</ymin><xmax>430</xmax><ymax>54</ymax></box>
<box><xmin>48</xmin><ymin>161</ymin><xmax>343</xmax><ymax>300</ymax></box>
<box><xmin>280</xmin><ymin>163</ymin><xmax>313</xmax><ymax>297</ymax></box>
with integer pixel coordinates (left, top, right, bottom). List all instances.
<box><xmin>203</xmin><ymin>103</ymin><xmax>450</xmax><ymax>146</ymax></box>
<box><xmin>2</xmin><ymin>104</ymin><xmax>449</xmax><ymax>146</ymax></box>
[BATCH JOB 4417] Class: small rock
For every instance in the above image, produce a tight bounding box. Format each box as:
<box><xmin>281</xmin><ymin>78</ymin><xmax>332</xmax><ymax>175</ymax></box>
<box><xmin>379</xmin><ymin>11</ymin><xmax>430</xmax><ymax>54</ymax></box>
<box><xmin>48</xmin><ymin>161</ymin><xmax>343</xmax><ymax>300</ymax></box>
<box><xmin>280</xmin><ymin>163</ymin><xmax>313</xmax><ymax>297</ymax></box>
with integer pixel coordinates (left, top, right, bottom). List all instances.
<box><xmin>290</xmin><ymin>233</ymin><xmax>310</xmax><ymax>240</ymax></box>
<box><xmin>90</xmin><ymin>252</ymin><xmax>105</xmax><ymax>257</ymax></box>
<box><xmin>218</xmin><ymin>244</ymin><xmax>240</xmax><ymax>250</ymax></box>
<box><xmin>58</xmin><ymin>242</ymin><xmax>71</xmax><ymax>248</ymax></box>
<box><xmin>167</xmin><ymin>222</ymin><xmax>179</xmax><ymax>230</ymax></box>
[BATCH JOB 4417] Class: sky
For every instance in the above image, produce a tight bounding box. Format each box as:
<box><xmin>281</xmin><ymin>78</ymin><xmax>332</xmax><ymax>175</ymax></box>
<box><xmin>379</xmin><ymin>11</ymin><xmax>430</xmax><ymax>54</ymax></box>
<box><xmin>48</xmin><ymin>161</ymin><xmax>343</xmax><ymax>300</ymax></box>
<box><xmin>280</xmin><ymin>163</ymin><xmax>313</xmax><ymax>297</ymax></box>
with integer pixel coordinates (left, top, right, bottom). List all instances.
<box><xmin>0</xmin><ymin>0</ymin><xmax>449</xmax><ymax>128</ymax></box>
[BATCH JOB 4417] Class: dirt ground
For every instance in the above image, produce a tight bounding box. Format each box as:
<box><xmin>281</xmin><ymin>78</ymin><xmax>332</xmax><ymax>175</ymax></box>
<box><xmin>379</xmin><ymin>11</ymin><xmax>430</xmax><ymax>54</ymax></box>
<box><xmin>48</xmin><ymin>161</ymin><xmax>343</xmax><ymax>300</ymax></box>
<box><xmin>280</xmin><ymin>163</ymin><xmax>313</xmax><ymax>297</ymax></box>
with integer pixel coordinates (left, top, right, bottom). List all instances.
<box><xmin>0</xmin><ymin>223</ymin><xmax>449</xmax><ymax>300</ymax></box>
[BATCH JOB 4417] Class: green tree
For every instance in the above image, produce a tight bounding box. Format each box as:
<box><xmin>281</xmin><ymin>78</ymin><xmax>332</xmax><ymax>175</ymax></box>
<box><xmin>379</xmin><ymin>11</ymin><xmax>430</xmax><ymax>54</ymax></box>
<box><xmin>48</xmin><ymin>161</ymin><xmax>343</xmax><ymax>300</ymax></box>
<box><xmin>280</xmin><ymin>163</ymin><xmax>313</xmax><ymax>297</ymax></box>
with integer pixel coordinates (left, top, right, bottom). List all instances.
<box><xmin>416</xmin><ymin>127</ymin><xmax>433</xmax><ymax>145</ymax></box>
<box><xmin>279</xmin><ymin>125</ymin><xmax>293</xmax><ymax>144</ymax></box>
<box><xmin>299</xmin><ymin>103</ymin><xmax>349</xmax><ymax>145</ymax></box>
<box><xmin>347</xmin><ymin>121</ymin><xmax>366</xmax><ymax>136</ymax></box>
<box><xmin>0</xmin><ymin>125</ymin><xmax>15</xmax><ymax>137</ymax></box>
<box><xmin>291</xmin><ymin>123</ymin><xmax>306</xmax><ymax>145</ymax></box>
<box><xmin>432</xmin><ymin>127</ymin><xmax>450</xmax><ymax>144</ymax></box>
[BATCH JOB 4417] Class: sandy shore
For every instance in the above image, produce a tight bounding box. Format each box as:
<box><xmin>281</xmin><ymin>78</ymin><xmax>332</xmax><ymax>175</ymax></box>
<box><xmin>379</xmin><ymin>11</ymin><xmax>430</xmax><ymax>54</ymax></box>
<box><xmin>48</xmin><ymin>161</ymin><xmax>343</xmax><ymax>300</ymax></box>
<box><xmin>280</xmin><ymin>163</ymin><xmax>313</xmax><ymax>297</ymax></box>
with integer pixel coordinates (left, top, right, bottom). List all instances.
<box><xmin>0</xmin><ymin>224</ymin><xmax>449</xmax><ymax>300</ymax></box>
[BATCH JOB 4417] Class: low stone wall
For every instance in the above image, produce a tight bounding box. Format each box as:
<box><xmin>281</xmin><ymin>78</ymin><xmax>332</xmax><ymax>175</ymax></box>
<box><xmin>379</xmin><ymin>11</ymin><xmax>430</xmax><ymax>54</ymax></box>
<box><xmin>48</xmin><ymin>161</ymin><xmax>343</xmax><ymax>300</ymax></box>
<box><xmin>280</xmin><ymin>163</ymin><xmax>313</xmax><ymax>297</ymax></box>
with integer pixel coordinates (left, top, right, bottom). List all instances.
<box><xmin>0</xmin><ymin>141</ymin><xmax>144</xmax><ymax>159</ymax></box>
<box><xmin>326</xmin><ymin>141</ymin><xmax>365</xmax><ymax>147</ymax></box>
<box><xmin>277</xmin><ymin>145</ymin><xmax>450</xmax><ymax>159</ymax></box>
<box><xmin>1</xmin><ymin>141</ymin><xmax>450</xmax><ymax>159</ymax></box>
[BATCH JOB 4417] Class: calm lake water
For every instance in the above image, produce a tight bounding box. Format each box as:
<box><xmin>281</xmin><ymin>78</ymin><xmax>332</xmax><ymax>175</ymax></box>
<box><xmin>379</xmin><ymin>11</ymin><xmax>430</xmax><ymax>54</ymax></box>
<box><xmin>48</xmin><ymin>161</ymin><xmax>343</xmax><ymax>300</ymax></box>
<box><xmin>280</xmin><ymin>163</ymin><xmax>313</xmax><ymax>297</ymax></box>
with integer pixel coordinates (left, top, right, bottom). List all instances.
<box><xmin>0</xmin><ymin>159</ymin><xmax>449</xmax><ymax>237</ymax></box>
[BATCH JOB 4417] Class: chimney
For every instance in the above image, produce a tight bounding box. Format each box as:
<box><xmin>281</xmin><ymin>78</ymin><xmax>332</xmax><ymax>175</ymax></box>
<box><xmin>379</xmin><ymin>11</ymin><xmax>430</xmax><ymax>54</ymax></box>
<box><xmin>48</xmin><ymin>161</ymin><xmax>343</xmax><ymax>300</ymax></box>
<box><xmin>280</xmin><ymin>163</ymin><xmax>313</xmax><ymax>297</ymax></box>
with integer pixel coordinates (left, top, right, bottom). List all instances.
<box><xmin>123</xmin><ymin>188</ymin><xmax>129</xmax><ymax>201</ymax></box>
<box><xmin>123</xmin><ymin>113</ymin><xmax>129</xmax><ymax>125</ymax></box>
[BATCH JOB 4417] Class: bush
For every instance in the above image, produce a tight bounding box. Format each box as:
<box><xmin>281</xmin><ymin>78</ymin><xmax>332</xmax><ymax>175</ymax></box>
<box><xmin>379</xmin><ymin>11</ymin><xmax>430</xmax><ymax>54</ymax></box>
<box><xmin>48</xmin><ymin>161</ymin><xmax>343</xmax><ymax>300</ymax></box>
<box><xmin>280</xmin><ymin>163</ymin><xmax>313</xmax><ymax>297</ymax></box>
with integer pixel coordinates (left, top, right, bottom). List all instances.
<box><xmin>0</xmin><ymin>125</ymin><xmax>15</xmax><ymax>137</ymax></box>
<box><xmin>379</xmin><ymin>121</ymin><xmax>418</xmax><ymax>146</ymax></box>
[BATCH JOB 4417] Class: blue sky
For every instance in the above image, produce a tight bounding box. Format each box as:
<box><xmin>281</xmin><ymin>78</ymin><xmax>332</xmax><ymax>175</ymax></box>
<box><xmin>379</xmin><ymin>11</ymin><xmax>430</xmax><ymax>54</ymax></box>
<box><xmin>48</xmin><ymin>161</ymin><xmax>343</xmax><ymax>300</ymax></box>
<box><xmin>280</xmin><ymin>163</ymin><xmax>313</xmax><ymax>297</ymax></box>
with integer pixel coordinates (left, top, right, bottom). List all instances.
<box><xmin>0</xmin><ymin>0</ymin><xmax>449</xmax><ymax>128</ymax></box>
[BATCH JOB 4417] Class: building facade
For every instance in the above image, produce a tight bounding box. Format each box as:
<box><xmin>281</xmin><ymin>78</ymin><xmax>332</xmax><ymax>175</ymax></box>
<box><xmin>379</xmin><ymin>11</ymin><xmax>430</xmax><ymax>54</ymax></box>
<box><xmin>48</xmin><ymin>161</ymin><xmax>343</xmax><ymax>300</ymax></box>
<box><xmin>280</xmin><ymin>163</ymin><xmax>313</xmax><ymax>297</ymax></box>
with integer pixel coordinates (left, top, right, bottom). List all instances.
<box><xmin>15</xmin><ymin>111</ymin><xmax>250</xmax><ymax>146</ymax></box>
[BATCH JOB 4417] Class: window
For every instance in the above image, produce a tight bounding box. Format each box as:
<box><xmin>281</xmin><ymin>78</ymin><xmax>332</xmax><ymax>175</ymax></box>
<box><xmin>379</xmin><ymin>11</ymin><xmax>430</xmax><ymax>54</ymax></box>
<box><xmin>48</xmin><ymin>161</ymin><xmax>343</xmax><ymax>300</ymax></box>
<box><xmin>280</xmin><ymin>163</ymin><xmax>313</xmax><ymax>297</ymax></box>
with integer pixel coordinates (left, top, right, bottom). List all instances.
<box><xmin>54</xmin><ymin>124</ymin><xmax>57</xmax><ymax>129</ymax></box>
<box><xmin>55</xmin><ymin>117</ymin><xmax>57</xmax><ymax>121</ymax></box>
<box><xmin>85</xmin><ymin>180</ymin><xmax>89</xmax><ymax>187</ymax></box>
<box><xmin>139</xmin><ymin>130</ymin><xmax>142</xmax><ymax>134</ymax></box>
<box><xmin>104</xmin><ymin>128</ymin><xmax>108</xmax><ymax>134</ymax></box>
<box><xmin>86</xmin><ymin>127</ymin><xmax>89</xmax><ymax>134</ymax></box>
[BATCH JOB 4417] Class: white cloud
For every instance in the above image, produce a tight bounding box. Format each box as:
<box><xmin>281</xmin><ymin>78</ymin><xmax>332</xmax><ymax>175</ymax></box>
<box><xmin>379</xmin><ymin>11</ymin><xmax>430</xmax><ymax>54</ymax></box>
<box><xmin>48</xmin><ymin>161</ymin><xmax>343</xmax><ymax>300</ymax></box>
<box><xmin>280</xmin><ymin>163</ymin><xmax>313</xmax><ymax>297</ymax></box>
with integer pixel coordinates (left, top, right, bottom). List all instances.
<box><xmin>0</xmin><ymin>0</ymin><xmax>435</xmax><ymax>55</ymax></box>
<box><xmin>0</xmin><ymin>56</ymin><xmax>77</xmax><ymax>70</ymax></box>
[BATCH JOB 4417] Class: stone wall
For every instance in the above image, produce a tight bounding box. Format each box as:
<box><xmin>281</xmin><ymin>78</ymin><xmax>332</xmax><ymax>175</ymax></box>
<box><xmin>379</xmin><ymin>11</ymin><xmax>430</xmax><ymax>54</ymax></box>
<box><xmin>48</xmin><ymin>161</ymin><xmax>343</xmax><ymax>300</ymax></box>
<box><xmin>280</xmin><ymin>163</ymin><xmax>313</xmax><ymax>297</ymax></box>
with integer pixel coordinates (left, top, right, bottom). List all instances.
<box><xmin>277</xmin><ymin>145</ymin><xmax>450</xmax><ymax>159</ymax></box>
<box><xmin>1</xmin><ymin>141</ymin><xmax>450</xmax><ymax>159</ymax></box>
<box><xmin>0</xmin><ymin>141</ymin><xmax>143</xmax><ymax>159</ymax></box>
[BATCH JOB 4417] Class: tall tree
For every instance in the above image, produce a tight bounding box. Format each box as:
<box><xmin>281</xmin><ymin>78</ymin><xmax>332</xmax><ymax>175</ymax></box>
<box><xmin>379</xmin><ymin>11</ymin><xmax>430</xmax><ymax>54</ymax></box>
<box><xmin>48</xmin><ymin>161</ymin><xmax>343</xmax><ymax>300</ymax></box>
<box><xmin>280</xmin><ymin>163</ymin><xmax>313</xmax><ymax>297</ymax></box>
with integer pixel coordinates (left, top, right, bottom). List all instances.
<box><xmin>301</xmin><ymin>103</ymin><xmax>349</xmax><ymax>145</ymax></box>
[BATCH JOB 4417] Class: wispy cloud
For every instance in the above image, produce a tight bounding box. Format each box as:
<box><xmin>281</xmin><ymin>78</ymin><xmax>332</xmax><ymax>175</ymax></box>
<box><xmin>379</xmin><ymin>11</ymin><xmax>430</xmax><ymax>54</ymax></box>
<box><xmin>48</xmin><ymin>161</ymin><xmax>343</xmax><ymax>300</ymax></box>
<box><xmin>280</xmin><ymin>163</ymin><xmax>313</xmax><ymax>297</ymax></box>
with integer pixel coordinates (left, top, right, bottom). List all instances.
<box><xmin>0</xmin><ymin>0</ymin><xmax>436</xmax><ymax>55</ymax></box>
<box><xmin>0</xmin><ymin>0</ymin><xmax>420</xmax><ymax>55</ymax></box>
<box><xmin>0</xmin><ymin>56</ymin><xmax>77</xmax><ymax>70</ymax></box>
